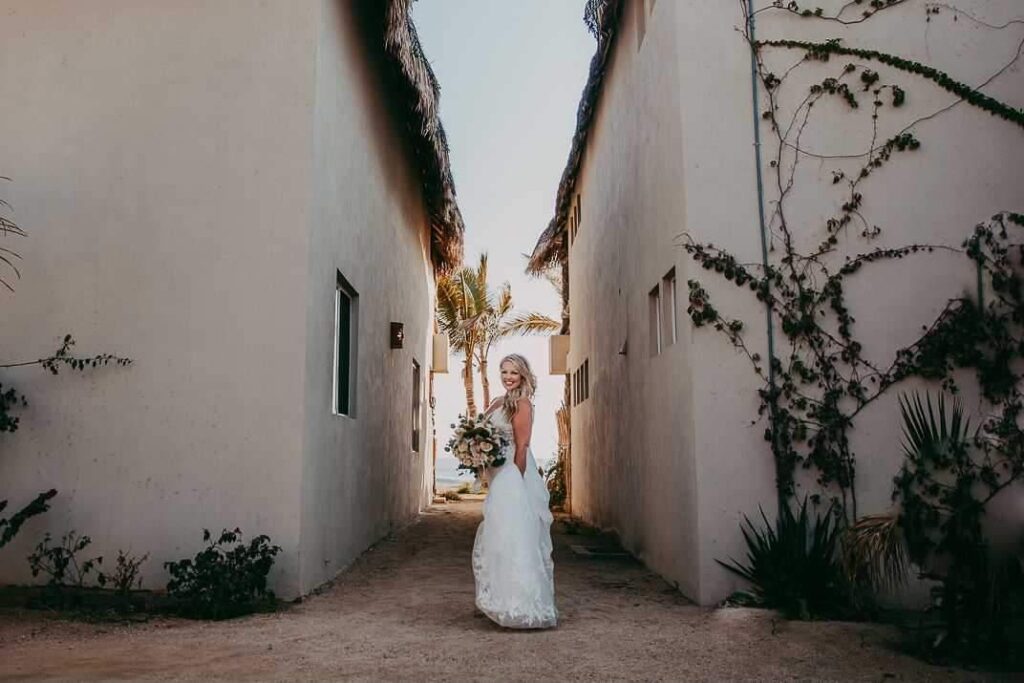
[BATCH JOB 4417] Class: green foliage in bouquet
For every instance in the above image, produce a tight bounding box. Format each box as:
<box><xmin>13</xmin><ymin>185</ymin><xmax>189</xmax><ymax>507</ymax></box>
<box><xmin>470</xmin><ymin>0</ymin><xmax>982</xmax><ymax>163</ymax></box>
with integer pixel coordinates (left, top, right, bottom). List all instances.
<box><xmin>445</xmin><ymin>412</ymin><xmax>510</xmax><ymax>471</ymax></box>
<box><xmin>164</xmin><ymin>528</ymin><xmax>281</xmax><ymax>620</ymax></box>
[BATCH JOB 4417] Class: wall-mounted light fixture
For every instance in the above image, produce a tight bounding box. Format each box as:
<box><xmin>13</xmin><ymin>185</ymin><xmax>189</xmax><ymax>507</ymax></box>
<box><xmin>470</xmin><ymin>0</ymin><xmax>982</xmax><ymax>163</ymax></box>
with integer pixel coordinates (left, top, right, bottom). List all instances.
<box><xmin>390</xmin><ymin>322</ymin><xmax>405</xmax><ymax>349</ymax></box>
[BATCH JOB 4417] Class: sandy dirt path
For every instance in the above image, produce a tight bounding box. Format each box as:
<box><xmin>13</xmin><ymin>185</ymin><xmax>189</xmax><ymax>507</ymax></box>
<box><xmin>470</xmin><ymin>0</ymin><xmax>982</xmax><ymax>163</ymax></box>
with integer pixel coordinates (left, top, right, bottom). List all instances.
<box><xmin>0</xmin><ymin>499</ymin><xmax>986</xmax><ymax>682</ymax></box>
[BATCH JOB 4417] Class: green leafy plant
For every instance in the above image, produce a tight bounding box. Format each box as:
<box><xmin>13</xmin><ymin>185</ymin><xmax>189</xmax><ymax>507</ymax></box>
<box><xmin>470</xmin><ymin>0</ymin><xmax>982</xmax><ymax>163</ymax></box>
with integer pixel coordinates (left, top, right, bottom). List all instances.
<box><xmin>27</xmin><ymin>530</ymin><xmax>104</xmax><ymax>589</ymax></box>
<box><xmin>2</xmin><ymin>185</ymin><xmax>131</xmax><ymax>550</ymax></box>
<box><xmin>892</xmin><ymin>392</ymin><xmax>1024</xmax><ymax>665</ymax></box>
<box><xmin>164</xmin><ymin>528</ymin><xmax>281</xmax><ymax>620</ymax></box>
<box><xmin>104</xmin><ymin>549</ymin><xmax>149</xmax><ymax>596</ymax></box>
<box><xmin>545</xmin><ymin>456</ymin><xmax>567</xmax><ymax>509</ymax></box>
<box><xmin>0</xmin><ymin>489</ymin><xmax>57</xmax><ymax>549</ymax></box>
<box><xmin>719</xmin><ymin>498</ymin><xmax>849</xmax><ymax>619</ymax></box>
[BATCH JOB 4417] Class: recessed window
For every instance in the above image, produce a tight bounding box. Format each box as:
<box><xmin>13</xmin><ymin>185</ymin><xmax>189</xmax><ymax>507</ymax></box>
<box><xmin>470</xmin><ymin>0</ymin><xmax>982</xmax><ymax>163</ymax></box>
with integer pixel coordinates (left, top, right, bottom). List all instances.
<box><xmin>572</xmin><ymin>359</ymin><xmax>590</xmax><ymax>407</ymax></box>
<box><xmin>662</xmin><ymin>268</ymin><xmax>677</xmax><ymax>348</ymax></box>
<box><xmin>412</xmin><ymin>359</ymin><xmax>421</xmax><ymax>452</ymax></box>
<box><xmin>575</xmin><ymin>195</ymin><xmax>581</xmax><ymax>239</ymax></box>
<box><xmin>583</xmin><ymin>358</ymin><xmax>590</xmax><ymax>401</ymax></box>
<box><xmin>649</xmin><ymin>285</ymin><xmax>662</xmax><ymax>356</ymax></box>
<box><xmin>334</xmin><ymin>271</ymin><xmax>358</xmax><ymax>416</ymax></box>
<box><xmin>569</xmin><ymin>193</ymin><xmax>582</xmax><ymax>247</ymax></box>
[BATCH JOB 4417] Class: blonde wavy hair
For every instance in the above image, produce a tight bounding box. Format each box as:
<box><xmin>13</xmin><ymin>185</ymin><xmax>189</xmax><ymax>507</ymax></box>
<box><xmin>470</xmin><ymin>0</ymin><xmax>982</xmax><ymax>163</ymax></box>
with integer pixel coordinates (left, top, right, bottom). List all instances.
<box><xmin>499</xmin><ymin>354</ymin><xmax>536</xmax><ymax>419</ymax></box>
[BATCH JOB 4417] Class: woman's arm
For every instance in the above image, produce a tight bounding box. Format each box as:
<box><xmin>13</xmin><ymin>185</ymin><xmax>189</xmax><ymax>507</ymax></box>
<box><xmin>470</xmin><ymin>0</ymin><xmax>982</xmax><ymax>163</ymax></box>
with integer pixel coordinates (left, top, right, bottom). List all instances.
<box><xmin>511</xmin><ymin>399</ymin><xmax>533</xmax><ymax>476</ymax></box>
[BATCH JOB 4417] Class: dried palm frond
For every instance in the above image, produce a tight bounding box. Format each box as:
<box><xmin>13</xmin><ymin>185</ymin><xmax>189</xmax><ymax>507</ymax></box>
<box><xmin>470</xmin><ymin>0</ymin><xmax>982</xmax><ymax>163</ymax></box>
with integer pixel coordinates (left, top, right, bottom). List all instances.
<box><xmin>373</xmin><ymin>1</ymin><xmax>464</xmax><ymax>272</ymax></box>
<box><xmin>841</xmin><ymin>512</ymin><xmax>908</xmax><ymax>593</ymax></box>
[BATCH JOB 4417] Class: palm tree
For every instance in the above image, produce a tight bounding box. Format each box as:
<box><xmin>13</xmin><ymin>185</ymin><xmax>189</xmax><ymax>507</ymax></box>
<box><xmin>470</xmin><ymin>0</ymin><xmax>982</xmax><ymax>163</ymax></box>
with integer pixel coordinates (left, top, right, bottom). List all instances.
<box><xmin>474</xmin><ymin>281</ymin><xmax>559</xmax><ymax>407</ymax></box>
<box><xmin>436</xmin><ymin>255</ymin><xmax>491</xmax><ymax>416</ymax></box>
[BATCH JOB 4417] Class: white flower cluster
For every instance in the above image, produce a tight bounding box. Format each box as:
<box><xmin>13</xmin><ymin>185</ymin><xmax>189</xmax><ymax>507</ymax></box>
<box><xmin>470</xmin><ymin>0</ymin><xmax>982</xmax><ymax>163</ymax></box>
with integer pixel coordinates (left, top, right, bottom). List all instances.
<box><xmin>445</xmin><ymin>412</ymin><xmax>511</xmax><ymax>472</ymax></box>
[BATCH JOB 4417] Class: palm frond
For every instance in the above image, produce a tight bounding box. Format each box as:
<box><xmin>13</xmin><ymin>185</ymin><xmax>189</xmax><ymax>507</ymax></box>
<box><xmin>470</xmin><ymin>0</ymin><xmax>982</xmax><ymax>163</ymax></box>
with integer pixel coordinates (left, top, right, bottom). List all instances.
<box><xmin>899</xmin><ymin>392</ymin><xmax>970</xmax><ymax>465</ymax></box>
<box><xmin>841</xmin><ymin>512</ymin><xmax>907</xmax><ymax>593</ymax></box>
<box><xmin>495</xmin><ymin>283</ymin><xmax>513</xmax><ymax>317</ymax></box>
<box><xmin>495</xmin><ymin>311</ymin><xmax>560</xmax><ymax>339</ymax></box>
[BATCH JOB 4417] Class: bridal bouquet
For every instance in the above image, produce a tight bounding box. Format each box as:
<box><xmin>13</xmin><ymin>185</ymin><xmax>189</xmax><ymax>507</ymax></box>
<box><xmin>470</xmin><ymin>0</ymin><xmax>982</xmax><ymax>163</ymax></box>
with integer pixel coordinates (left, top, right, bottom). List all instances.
<box><xmin>445</xmin><ymin>412</ymin><xmax>511</xmax><ymax>471</ymax></box>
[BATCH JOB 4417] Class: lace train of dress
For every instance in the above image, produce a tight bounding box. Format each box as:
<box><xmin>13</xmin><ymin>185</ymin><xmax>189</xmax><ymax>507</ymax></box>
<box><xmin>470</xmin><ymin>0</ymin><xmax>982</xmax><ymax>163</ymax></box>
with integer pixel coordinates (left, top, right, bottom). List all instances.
<box><xmin>472</xmin><ymin>411</ymin><xmax>557</xmax><ymax>629</ymax></box>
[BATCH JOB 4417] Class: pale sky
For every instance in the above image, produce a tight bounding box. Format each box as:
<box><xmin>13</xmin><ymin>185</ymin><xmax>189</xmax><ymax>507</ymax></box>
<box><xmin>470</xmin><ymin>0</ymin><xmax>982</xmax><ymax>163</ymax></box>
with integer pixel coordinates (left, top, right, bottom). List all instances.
<box><xmin>411</xmin><ymin>1</ymin><xmax>595</xmax><ymax>472</ymax></box>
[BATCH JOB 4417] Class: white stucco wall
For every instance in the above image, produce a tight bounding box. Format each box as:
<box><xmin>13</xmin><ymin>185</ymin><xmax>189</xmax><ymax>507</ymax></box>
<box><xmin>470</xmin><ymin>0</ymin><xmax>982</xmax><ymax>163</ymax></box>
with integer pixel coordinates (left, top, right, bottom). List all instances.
<box><xmin>298</xmin><ymin>0</ymin><xmax>435</xmax><ymax>593</ymax></box>
<box><xmin>0</xmin><ymin>0</ymin><xmax>436</xmax><ymax>598</ymax></box>
<box><xmin>568</xmin><ymin>0</ymin><xmax>1023</xmax><ymax>605</ymax></box>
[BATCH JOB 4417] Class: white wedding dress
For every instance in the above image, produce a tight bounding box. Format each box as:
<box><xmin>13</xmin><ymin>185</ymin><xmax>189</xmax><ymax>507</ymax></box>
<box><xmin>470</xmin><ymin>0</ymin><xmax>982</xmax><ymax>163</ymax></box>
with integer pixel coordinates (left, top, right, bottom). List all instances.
<box><xmin>472</xmin><ymin>405</ymin><xmax>558</xmax><ymax>629</ymax></box>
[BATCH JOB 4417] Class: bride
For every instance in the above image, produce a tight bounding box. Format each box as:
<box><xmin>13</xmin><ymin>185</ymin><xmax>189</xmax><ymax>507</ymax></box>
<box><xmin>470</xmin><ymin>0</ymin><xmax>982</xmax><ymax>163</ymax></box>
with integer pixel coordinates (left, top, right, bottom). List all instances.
<box><xmin>472</xmin><ymin>354</ymin><xmax>558</xmax><ymax>629</ymax></box>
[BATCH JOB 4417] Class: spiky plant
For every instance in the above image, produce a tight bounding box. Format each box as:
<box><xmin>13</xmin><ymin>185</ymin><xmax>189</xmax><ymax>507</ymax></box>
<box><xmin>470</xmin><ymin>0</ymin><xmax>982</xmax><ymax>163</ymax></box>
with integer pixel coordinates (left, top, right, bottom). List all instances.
<box><xmin>895</xmin><ymin>392</ymin><xmax>972</xmax><ymax>568</ymax></box>
<box><xmin>892</xmin><ymin>392</ymin><xmax>1024</xmax><ymax>661</ymax></box>
<box><xmin>718</xmin><ymin>497</ymin><xmax>849</xmax><ymax>619</ymax></box>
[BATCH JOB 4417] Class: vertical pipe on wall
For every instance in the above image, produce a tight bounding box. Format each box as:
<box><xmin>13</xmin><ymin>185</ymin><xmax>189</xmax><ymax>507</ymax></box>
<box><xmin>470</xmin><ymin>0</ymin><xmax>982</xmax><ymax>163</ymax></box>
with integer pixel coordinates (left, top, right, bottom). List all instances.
<box><xmin>746</xmin><ymin>0</ymin><xmax>783</xmax><ymax>508</ymax></box>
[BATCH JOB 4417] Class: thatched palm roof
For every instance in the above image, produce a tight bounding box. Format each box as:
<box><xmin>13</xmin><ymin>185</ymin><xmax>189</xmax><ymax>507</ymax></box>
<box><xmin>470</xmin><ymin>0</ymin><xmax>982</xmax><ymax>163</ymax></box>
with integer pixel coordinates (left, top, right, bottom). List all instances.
<box><xmin>363</xmin><ymin>0</ymin><xmax>465</xmax><ymax>273</ymax></box>
<box><xmin>526</xmin><ymin>0</ymin><xmax>624</xmax><ymax>275</ymax></box>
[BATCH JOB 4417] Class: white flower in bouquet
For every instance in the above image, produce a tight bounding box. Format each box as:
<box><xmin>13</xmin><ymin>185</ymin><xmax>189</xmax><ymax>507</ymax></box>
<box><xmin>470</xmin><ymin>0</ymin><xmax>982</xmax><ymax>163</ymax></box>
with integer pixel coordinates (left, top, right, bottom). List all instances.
<box><xmin>444</xmin><ymin>411</ymin><xmax>509</xmax><ymax>472</ymax></box>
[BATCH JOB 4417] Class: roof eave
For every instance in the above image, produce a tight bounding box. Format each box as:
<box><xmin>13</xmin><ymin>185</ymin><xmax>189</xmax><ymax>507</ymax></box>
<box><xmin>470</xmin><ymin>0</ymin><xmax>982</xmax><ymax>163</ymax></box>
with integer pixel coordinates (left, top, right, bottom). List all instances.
<box><xmin>377</xmin><ymin>0</ymin><xmax>465</xmax><ymax>274</ymax></box>
<box><xmin>526</xmin><ymin>0</ymin><xmax>624</xmax><ymax>275</ymax></box>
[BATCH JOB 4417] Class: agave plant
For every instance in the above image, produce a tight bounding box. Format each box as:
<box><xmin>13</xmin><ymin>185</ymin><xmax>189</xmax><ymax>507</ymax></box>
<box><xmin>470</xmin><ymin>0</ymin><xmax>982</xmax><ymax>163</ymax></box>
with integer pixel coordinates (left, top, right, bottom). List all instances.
<box><xmin>718</xmin><ymin>497</ymin><xmax>849</xmax><ymax>619</ymax></box>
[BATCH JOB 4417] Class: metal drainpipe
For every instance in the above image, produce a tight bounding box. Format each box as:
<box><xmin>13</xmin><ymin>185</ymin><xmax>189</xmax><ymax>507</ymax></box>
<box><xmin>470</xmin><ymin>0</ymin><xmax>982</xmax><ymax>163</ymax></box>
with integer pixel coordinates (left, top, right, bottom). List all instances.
<box><xmin>746</xmin><ymin>0</ymin><xmax>783</xmax><ymax>508</ymax></box>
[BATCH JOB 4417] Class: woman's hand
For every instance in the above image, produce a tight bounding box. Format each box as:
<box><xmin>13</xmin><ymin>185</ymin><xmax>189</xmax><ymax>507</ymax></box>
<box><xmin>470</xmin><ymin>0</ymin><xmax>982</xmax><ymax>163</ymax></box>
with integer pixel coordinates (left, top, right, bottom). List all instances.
<box><xmin>511</xmin><ymin>398</ymin><xmax>533</xmax><ymax>477</ymax></box>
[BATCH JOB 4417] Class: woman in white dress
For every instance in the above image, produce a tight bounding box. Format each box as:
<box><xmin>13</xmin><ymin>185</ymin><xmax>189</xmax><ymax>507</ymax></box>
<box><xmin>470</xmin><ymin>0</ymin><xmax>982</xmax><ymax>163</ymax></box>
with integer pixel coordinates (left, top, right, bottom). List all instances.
<box><xmin>472</xmin><ymin>354</ymin><xmax>558</xmax><ymax>629</ymax></box>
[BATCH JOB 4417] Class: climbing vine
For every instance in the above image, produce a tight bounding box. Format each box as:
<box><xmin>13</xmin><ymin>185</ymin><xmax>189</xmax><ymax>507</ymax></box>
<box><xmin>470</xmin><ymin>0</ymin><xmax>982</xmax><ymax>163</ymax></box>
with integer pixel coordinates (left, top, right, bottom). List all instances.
<box><xmin>1</xmin><ymin>185</ymin><xmax>133</xmax><ymax>550</ymax></box>
<box><xmin>682</xmin><ymin>1</ymin><xmax>1024</xmax><ymax>521</ymax></box>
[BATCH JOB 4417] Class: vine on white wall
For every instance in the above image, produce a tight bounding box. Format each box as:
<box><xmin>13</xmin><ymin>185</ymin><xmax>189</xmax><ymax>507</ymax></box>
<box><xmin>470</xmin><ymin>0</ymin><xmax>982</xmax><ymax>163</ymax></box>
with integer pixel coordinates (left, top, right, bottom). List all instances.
<box><xmin>684</xmin><ymin>0</ymin><xmax>1023</xmax><ymax>656</ymax></box>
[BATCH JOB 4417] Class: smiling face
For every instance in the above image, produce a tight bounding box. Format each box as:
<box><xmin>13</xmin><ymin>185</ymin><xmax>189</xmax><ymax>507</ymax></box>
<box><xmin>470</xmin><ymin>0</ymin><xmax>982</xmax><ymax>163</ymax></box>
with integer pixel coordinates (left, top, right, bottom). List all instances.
<box><xmin>500</xmin><ymin>361</ymin><xmax>523</xmax><ymax>392</ymax></box>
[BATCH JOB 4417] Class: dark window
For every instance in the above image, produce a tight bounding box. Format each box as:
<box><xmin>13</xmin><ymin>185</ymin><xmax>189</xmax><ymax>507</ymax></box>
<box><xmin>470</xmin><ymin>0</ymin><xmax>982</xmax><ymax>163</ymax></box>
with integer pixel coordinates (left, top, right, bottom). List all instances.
<box><xmin>335</xmin><ymin>271</ymin><xmax>358</xmax><ymax>416</ymax></box>
<box><xmin>412</xmin><ymin>359</ymin><xmax>422</xmax><ymax>452</ymax></box>
<box><xmin>662</xmin><ymin>268</ymin><xmax>677</xmax><ymax>347</ymax></box>
<box><xmin>583</xmin><ymin>358</ymin><xmax>590</xmax><ymax>401</ymax></box>
<box><xmin>649</xmin><ymin>285</ymin><xmax>662</xmax><ymax>356</ymax></box>
<box><xmin>569</xmin><ymin>193</ymin><xmax>582</xmax><ymax>246</ymax></box>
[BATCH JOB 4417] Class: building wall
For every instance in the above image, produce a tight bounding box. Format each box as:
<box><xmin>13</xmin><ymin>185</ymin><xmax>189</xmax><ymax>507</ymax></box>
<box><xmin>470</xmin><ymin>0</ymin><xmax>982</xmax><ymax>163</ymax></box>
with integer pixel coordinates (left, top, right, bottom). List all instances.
<box><xmin>567</xmin><ymin>0</ymin><xmax>712</xmax><ymax>602</ymax></box>
<box><xmin>568</xmin><ymin>0</ymin><xmax>1023</xmax><ymax>605</ymax></box>
<box><xmin>297</xmin><ymin>0</ymin><xmax>435</xmax><ymax>594</ymax></box>
<box><xmin>0</xmin><ymin>0</ymin><xmax>437</xmax><ymax>598</ymax></box>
